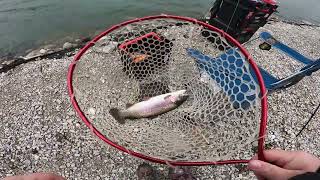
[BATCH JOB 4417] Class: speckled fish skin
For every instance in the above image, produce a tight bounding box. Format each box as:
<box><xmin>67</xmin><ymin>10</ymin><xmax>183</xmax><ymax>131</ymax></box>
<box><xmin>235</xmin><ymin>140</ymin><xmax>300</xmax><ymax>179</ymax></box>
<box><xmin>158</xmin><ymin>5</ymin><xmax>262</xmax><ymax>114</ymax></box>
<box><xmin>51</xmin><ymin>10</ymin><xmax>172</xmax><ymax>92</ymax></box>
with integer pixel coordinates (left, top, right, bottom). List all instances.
<box><xmin>109</xmin><ymin>90</ymin><xmax>189</xmax><ymax>124</ymax></box>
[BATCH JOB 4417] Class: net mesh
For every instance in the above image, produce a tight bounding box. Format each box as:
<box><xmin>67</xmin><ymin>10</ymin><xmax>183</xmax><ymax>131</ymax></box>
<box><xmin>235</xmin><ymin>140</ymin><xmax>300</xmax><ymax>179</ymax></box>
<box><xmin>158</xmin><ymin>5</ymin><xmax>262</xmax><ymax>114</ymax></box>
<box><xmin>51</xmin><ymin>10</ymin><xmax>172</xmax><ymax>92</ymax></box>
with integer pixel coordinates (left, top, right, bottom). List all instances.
<box><xmin>71</xmin><ymin>17</ymin><xmax>262</xmax><ymax>162</ymax></box>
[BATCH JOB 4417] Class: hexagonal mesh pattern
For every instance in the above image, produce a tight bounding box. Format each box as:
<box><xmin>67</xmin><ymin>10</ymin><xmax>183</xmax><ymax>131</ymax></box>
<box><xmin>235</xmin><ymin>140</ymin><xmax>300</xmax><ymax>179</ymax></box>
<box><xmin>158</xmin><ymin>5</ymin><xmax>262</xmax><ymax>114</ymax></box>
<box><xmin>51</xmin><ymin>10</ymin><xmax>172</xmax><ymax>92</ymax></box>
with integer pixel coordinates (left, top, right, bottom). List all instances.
<box><xmin>71</xmin><ymin>17</ymin><xmax>262</xmax><ymax>163</ymax></box>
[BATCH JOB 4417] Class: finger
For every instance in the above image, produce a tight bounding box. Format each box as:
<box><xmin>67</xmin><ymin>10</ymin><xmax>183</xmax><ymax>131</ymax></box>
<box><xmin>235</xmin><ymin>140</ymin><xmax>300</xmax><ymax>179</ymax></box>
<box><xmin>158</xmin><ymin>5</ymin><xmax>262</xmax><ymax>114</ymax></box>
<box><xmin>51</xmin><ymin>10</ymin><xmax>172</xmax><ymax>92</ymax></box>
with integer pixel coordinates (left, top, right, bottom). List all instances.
<box><xmin>250</xmin><ymin>154</ymin><xmax>258</xmax><ymax>160</ymax></box>
<box><xmin>262</xmin><ymin>149</ymin><xmax>297</xmax><ymax>167</ymax></box>
<box><xmin>248</xmin><ymin>160</ymin><xmax>304</xmax><ymax>180</ymax></box>
<box><xmin>3</xmin><ymin>173</ymin><xmax>65</xmax><ymax>180</ymax></box>
<box><xmin>28</xmin><ymin>173</ymin><xmax>65</xmax><ymax>180</ymax></box>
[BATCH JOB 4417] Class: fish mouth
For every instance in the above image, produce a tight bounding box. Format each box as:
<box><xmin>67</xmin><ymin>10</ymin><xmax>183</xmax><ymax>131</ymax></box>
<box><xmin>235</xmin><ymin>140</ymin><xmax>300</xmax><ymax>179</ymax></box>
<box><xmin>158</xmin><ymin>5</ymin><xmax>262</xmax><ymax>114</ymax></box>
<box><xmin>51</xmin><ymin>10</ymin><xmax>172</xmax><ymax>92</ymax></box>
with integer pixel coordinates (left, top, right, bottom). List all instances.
<box><xmin>174</xmin><ymin>93</ymin><xmax>189</xmax><ymax>106</ymax></box>
<box><xmin>180</xmin><ymin>94</ymin><xmax>189</xmax><ymax>99</ymax></box>
<box><xmin>179</xmin><ymin>89</ymin><xmax>190</xmax><ymax>100</ymax></box>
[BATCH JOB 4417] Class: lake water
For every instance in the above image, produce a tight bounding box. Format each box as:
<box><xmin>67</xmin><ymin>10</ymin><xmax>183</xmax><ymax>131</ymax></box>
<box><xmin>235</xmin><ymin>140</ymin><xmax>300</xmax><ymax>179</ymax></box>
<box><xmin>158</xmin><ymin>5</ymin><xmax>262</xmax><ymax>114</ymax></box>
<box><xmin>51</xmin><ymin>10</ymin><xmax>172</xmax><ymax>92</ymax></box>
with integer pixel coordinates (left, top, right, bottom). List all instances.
<box><xmin>0</xmin><ymin>0</ymin><xmax>319</xmax><ymax>57</ymax></box>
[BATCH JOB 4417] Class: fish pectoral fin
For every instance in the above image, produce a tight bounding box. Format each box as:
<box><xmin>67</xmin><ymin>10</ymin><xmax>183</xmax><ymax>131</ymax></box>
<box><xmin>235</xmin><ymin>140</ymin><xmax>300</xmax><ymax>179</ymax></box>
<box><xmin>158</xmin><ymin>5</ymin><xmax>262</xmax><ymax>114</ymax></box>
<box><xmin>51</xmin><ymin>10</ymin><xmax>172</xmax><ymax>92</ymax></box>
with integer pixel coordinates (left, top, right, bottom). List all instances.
<box><xmin>126</xmin><ymin>103</ymin><xmax>134</xmax><ymax>108</ymax></box>
<box><xmin>164</xmin><ymin>95</ymin><xmax>175</xmax><ymax>103</ymax></box>
<box><xmin>164</xmin><ymin>95</ymin><xmax>172</xmax><ymax>100</ymax></box>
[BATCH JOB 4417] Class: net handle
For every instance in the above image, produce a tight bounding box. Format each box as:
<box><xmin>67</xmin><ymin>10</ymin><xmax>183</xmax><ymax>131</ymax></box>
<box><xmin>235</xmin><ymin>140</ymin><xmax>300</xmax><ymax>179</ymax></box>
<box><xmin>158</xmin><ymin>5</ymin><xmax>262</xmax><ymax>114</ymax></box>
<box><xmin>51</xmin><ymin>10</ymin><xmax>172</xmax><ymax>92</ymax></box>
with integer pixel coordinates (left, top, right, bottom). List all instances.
<box><xmin>67</xmin><ymin>14</ymin><xmax>268</xmax><ymax>166</ymax></box>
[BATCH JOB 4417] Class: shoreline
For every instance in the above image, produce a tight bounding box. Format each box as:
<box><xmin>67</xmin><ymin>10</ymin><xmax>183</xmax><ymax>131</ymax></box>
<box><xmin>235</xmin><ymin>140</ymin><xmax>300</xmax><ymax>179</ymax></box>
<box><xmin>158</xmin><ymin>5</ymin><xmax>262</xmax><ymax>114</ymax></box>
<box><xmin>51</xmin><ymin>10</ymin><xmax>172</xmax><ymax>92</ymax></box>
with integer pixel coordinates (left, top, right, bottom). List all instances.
<box><xmin>0</xmin><ymin>35</ymin><xmax>93</xmax><ymax>73</ymax></box>
<box><xmin>1</xmin><ymin>15</ymin><xmax>320</xmax><ymax>74</ymax></box>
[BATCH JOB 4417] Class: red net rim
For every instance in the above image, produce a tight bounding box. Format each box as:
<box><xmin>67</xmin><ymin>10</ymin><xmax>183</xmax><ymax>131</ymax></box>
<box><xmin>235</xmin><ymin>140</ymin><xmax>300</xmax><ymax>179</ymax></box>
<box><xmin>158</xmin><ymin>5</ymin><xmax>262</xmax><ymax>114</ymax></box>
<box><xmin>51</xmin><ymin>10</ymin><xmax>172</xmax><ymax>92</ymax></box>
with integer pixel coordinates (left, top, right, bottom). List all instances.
<box><xmin>67</xmin><ymin>14</ymin><xmax>268</xmax><ymax>166</ymax></box>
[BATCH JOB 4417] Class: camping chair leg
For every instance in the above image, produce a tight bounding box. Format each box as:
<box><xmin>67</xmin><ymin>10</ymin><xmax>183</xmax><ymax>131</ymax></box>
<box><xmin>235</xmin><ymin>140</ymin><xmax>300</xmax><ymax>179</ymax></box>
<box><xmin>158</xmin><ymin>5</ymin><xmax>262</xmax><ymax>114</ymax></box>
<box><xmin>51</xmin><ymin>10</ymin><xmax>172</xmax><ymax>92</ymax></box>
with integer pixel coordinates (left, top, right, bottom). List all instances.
<box><xmin>259</xmin><ymin>31</ymin><xmax>314</xmax><ymax>64</ymax></box>
<box><xmin>259</xmin><ymin>31</ymin><xmax>320</xmax><ymax>91</ymax></box>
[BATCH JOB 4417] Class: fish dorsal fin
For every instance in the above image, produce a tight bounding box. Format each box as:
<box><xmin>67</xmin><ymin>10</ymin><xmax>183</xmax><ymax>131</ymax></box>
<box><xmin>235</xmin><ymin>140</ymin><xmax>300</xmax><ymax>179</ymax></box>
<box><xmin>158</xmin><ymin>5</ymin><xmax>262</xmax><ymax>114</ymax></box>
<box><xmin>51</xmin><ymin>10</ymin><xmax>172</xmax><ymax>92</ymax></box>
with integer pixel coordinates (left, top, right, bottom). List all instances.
<box><xmin>126</xmin><ymin>103</ymin><xmax>134</xmax><ymax>108</ymax></box>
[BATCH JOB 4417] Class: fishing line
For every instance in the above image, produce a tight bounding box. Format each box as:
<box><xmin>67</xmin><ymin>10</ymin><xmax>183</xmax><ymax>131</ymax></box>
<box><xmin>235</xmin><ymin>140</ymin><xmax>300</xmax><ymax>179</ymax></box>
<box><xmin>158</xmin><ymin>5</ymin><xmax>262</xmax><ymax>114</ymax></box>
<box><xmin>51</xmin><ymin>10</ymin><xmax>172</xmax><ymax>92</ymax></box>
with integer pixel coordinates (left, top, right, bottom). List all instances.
<box><xmin>296</xmin><ymin>102</ymin><xmax>320</xmax><ymax>137</ymax></box>
<box><xmin>226</xmin><ymin>0</ymin><xmax>240</xmax><ymax>34</ymax></box>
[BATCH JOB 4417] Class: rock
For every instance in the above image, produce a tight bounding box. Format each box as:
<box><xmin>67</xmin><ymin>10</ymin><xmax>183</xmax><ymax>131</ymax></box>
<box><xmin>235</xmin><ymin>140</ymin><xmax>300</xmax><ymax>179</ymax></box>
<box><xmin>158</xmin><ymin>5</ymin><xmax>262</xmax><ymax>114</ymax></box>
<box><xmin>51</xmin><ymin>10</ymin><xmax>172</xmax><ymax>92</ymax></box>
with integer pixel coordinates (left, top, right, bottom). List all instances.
<box><xmin>23</xmin><ymin>159</ymin><xmax>31</xmax><ymax>166</ymax></box>
<box><xmin>269</xmin><ymin>134</ymin><xmax>276</xmax><ymax>141</ymax></box>
<box><xmin>25</xmin><ymin>50</ymin><xmax>40</xmax><ymax>59</ymax></box>
<box><xmin>88</xmin><ymin>107</ymin><xmax>96</xmax><ymax>115</ymax></box>
<box><xmin>63</xmin><ymin>42</ymin><xmax>76</xmax><ymax>49</ymax></box>
<box><xmin>1</xmin><ymin>59</ymin><xmax>15</xmax><ymax>66</ymax></box>
<box><xmin>118</xmin><ymin>167</ymin><xmax>124</xmax><ymax>173</ymax></box>
<box><xmin>126</xmin><ymin>25</ymin><xmax>133</xmax><ymax>31</ymax></box>
<box><xmin>102</xmin><ymin>41</ymin><xmax>118</xmax><ymax>53</ymax></box>
<box><xmin>97</xmin><ymin>36</ymin><xmax>109</xmax><ymax>46</ymax></box>
<box><xmin>75</xmin><ymin>39</ymin><xmax>82</xmax><ymax>43</ymax></box>
<box><xmin>102</xmin><ymin>46</ymin><xmax>113</xmax><ymax>53</ymax></box>
<box><xmin>39</xmin><ymin>49</ymin><xmax>47</xmax><ymax>54</ymax></box>
<box><xmin>25</xmin><ymin>49</ymin><xmax>33</xmax><ymax>54</ymax></box>
<box><xmin>31</xmin><ymin>148</ymin><xmax>39</xmax><ymax>154</ymax></box>
<box><xmin>56</xmin><ymin>99</ymin><xmax>62</xmax><ymax>104</ymax></box>
<box><xmin>99</xmin><ymin>36</ymin><xmax>110</xmax><ymax>42</ymax></box>
<box><xmin>67</xmin><ymin>110</ymin><xmax>75</xmax><ymax>116</ymax></box>
<box><xmin>43</xmin><ymin>44</ymin><xmax>56</xmax><ymax>50</ymax></box>
<box><xmin>81</xmin><ymin>37</ymin><xmax>91</xmax><ymax>43</ymax></box>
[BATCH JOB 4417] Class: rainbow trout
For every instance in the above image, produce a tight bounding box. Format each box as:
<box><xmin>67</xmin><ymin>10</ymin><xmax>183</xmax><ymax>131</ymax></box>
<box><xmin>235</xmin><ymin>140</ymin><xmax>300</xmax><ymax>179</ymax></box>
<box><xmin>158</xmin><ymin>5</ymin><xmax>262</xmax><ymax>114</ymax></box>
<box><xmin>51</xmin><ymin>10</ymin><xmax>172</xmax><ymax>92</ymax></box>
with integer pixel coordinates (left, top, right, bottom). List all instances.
<box><xmin>109</xmin><ymin>90</ymin><xmax>189</xmax><ymax>124</ymax></box>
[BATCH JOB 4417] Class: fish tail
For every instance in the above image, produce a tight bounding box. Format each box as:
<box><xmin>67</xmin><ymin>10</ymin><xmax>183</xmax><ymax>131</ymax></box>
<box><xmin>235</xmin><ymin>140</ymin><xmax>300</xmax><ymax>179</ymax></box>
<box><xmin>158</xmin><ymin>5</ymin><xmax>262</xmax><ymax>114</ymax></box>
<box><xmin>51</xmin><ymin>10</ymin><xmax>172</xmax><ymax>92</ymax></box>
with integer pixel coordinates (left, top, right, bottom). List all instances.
<box><xmin>109</xmin><ymin>108</ymin><xmax>126</xmax><ymax>124</ymax></box>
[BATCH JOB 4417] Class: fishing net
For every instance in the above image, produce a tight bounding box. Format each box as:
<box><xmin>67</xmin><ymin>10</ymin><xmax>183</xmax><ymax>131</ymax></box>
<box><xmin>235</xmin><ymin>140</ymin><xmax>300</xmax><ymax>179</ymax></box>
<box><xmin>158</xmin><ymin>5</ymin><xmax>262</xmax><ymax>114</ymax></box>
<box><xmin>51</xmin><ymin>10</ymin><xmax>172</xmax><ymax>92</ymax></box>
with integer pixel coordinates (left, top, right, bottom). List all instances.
<box><xmin>67</xmin><ymin>15</ymin><xmax>268</xmax><ymax>165</ymax></box>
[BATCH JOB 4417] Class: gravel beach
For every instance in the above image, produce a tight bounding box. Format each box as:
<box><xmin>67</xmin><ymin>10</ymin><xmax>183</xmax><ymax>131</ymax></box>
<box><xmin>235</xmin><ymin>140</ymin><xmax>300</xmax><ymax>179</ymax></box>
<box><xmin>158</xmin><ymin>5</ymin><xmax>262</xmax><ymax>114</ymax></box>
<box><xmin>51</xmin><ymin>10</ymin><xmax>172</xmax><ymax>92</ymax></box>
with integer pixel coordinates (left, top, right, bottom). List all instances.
<box><xmin>1</xmin><ymin>20</ymin><xmax>320</xmax><ymax>180</ymax></box>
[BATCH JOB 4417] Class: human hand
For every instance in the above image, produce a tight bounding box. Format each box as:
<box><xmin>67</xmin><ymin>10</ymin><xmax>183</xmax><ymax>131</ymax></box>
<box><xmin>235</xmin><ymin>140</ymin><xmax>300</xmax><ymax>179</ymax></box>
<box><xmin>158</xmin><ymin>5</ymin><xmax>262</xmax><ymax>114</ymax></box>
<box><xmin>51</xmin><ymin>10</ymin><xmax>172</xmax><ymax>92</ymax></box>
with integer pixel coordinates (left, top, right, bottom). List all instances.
<box><xmin>248</xmin><ymin>149</ymin><xmax>320</xmax><ymax>180</ymax></box>
<box><xmin>3</xmin><ymin>173</ymin><xmax>65</xmax><ymax>180</ymax></box>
